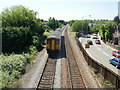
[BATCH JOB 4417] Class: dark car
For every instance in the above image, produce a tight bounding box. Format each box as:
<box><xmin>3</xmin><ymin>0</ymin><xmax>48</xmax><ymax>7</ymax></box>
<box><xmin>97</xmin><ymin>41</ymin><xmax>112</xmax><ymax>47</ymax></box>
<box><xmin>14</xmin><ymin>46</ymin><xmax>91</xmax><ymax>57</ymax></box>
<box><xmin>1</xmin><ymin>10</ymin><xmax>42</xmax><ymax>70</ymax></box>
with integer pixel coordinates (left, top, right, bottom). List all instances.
<box><xmin>87</xmin><ymin>40</ymin><xmax>93</xmax><ymax>45</ymax></box>
<box><xmin>95</xmin><ymin>40</ymin><xmax>101</xmax><ymax>44</ymax></box>
<box><xmin>109</xmin><ymin>58</ymin><xmax>120</xmax><ymax>68</ymax></box>
<box><xmin>93</xmin><ymin>36</ymin><xmax>98</xmax><ymax>39</ymax></box>
<box><xmin>112</xmin><ymin>50</ymin><xmax>120</xmax><ymax>58</ymax></box>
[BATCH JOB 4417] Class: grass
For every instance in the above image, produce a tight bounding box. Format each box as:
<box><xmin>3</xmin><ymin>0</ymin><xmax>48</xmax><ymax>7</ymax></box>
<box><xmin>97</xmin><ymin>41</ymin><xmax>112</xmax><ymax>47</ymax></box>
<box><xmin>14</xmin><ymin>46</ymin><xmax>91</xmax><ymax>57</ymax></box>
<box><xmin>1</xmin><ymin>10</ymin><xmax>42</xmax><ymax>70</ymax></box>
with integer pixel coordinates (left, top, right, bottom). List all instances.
<box><xmin>102</xmin><ymin>79</ymin><xmax>115</xmax><ymax>88</ymax></box>
<box><xmin>69</xmin><ymin>26</ymin><xmax>77</xmax><ymax>39</ymax></box>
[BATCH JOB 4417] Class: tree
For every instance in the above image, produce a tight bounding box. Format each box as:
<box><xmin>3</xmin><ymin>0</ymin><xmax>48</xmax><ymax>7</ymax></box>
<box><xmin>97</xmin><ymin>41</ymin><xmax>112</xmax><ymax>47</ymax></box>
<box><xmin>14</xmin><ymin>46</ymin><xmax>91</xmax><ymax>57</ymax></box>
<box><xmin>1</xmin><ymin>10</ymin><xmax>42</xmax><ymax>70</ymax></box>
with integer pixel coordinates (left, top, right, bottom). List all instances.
<box><xmin>114</xmin><ymin>16</ymin><xmax>120</xmax><ymax>24</ymax></box>
<box><xmin>72</xmin><ymin>20</ymin><xmax>91</xmax><ymax>34</ymax></box>
<box><xmin>98</xmin><ymin>21</ymin><xmax>117</xmax><ymax>41</ymax></box>
<box><xmin>72</xmin><ymin>20</ymin><xmax>82</xmax><ymax>32</ymax></box>
<box><xmin>90</xmin><ymin>24</ymin><xmax>101</xmax><ymax>33</ymax></box>
<box><xmin>104</xmin><ymin>21</ymin><xmax>116</xmax><ymax>40</ymax></box>
<box><xmin>47</xmin><ymin>17</ymin><xmax>59</xmax><ymax>30</ymax></box>
<box><xmin>99</xmin><ymin>25</ymin><xmax>106</xmax><ymax>40</ymax></box>
<box><xmin>1</xmin><ymin>5</ymin><xmax>45</xmax><ymax>52</ymax></box>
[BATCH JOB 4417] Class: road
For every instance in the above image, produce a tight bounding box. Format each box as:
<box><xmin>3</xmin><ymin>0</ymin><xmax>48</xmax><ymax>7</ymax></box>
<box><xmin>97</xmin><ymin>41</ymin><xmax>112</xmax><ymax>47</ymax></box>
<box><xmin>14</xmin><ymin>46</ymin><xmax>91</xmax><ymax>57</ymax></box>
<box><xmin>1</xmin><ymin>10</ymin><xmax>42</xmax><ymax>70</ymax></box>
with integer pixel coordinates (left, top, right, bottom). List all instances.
<box><xmin>79</xmin><ymin>34</ymin><xmax>120</xmax><ymax>76</ymax></box>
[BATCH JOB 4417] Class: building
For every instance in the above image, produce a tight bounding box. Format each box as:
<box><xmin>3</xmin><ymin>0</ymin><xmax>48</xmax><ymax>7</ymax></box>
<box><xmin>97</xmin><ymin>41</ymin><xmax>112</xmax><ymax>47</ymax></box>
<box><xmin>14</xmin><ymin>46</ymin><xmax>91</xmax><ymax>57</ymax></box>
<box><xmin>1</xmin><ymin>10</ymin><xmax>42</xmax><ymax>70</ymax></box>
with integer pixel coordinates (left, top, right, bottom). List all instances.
<box><xmin>118</xmin><ymin>1</ymin><xmax>120</xmax><ymax>19</ymax></box>
<box><xmin>112</xmin><ymin>1</ymin><xmax>120</xmax><ymax>45</ymax></box>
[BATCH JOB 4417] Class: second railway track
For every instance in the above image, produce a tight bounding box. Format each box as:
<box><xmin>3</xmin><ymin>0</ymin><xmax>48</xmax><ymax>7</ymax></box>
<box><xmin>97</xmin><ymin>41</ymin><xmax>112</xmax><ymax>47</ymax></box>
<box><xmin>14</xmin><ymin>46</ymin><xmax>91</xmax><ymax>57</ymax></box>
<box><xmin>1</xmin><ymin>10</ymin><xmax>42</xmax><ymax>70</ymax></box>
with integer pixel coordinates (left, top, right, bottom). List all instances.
<box><xmin>65</xmin><ymin>26</ymin><xmax>86</xmax><ymax>88</ymax></box>
<box><xmin>37</xmin><ymin>58</ymin><xmax>56</xmax><ymax>89</ymax></box>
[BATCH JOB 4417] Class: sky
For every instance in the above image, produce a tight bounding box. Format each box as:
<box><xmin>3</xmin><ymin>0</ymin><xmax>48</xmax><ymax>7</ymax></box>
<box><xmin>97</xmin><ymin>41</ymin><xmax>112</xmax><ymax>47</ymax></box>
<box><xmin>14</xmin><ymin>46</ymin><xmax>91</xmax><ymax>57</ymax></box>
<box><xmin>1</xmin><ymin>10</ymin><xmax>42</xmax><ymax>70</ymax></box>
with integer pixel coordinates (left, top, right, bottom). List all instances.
<box><xmin>0</xmin><ymin>0</ymin><xmax>120</xmax><ymax>21</ymax></box>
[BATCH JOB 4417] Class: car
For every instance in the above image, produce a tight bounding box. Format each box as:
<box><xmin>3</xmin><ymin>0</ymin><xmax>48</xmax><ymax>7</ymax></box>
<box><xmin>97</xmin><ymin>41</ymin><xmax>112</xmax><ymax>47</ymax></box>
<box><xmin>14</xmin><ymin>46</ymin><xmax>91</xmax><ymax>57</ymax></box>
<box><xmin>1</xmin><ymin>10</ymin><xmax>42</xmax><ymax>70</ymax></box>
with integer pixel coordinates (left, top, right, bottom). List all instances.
<box><xmin>93</xmin><ymin>36</ymin><xmax>98</xmax><ymax>39</ymax></box>
<box><xmin>112</xmin><ymin>50</ymin><xmax>120</xmax><ymax>57</ymax></box>
<box><xmin>95</xmin><ymin>40</ymin><xmax>101</xmax><ymax>44</ymax></box>
<box><xmin>87</xmin><ymin>40</ymin><xmax>93</xmax><ymax>45</ymax></box>
<box><xmin>86</xmin><ymin>35</ymin><xmax>91</xmax><ymax>38</ymax></box>
<box><xmin>81</xmin><ymin>35</ymin><xmax>86</xmax><ymax>38</ymax></box>
<box><xmin>109</xmin><ymin>58</ymin><xmax>120</xmax><ymax>68</ymax></box>
<box><xmin>92</xmin><ymin>34</ymin><xmax>97</xmax><ymax>36</ymax></box>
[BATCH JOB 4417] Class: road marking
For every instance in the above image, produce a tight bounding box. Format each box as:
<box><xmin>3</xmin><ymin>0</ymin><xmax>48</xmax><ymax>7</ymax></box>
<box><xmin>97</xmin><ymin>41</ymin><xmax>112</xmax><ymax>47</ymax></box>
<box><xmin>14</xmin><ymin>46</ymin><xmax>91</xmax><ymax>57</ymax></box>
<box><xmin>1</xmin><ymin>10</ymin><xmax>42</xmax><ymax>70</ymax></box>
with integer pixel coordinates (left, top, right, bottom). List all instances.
<box><xmin>97</xmin><ymin>48</ymin><xmax>102</xmax><ymax>51</ymax></box>
<box><xmin>103</xmin><ymin>51</ymin><xmax>109</xmax><ymax>56</ymax></box>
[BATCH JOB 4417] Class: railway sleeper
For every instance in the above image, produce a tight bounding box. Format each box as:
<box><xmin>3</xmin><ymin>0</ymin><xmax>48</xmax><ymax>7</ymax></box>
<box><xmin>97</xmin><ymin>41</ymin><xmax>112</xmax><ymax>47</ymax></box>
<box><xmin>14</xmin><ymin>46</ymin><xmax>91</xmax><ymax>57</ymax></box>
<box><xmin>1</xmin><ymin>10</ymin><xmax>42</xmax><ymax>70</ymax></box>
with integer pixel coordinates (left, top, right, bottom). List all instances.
<box><xmin>73</xmin><ymin>85</ymin><xmax>82</xmax><ymax>87</ymax></box>
<box><xmin>39</xmin><ymin>85</ymin><xmax>52</xmax><ymax>88</ymax></box>
<box><xmin>40</xmin><ymin>81</ymin><xmax>53</xmax><ymax>84</ymax></box>
<box><xmin>71</xmin><ymin>71</ymin><xmax>80</xmax><ymax>73</ymax></box>
<box><xmin>43</xmin><ymin>72</ymin><xmax>54</xmax><ymax>75</ymax></box>
<box><xmin>42</xmin><ymin>75</ymin><xmax>54</xmax><ymax>78</ymax></box>
<box><xmin>40</xmin><ymin>78</ymin><xmax>53</xmax><ymax>81</ymax></box>
<box><xmin>71</xmin><ymin>74</ymin><xmax>80</xmax><ymax>76</ymax></box>
<box><xmin>72</xmin><ymin>77</ymin><xmax>81</xmax><ymax>80</ymax></box>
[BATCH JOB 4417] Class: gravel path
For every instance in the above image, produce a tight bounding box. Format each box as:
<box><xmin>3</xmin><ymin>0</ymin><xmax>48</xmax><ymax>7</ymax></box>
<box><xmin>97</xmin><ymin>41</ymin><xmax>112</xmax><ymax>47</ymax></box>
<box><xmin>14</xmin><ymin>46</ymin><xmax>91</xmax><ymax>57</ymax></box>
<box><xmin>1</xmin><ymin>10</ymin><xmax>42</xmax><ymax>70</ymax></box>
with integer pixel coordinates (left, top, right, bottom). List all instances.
<box><xmin>20</xmin><ymin>49</ymin><xmax>48</xmax><ymax>88</ymax></box>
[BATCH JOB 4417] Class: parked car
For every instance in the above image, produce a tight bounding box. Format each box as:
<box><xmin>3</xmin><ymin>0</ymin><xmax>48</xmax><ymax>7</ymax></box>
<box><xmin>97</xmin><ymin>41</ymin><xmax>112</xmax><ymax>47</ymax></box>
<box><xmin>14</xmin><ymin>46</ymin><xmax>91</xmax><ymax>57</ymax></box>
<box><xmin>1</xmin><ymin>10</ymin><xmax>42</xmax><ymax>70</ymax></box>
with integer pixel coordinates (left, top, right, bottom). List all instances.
<box><xmin>112</xmin><ymin>50</ymin><xmax>120</xmax><ymax>57</ymax></box>
<box><xmin>86</xmin><ymin>35</ymin><xmax>91</xmax><ymax>38</ymax></box>
<box><xmin>93</xmin><ymin>36</ymin><xmax>98</xmax><ymax>39</ymax></box>
<box><xmin>109</xmin><ymin>58</ymin><xmax>120</xmax><ymax>68</ymax></box>
<box><xmin>87</xmin><ymin>40</ymin><xmax>93</xmax><ymax>45</ymax></box>
<box><xmin>81</xmin><ymin>35</ymin><xmax>86</xmax><ymax>38</ymax></box>
<box><xmin>92</xmin><ymin>33</ymin><xmax>97</xmax><ymax>36</ymax></box>
<box><xmin>95</xmin><ymin>40</ymin><xmax>101</xmax><ymax>44</ymax></box>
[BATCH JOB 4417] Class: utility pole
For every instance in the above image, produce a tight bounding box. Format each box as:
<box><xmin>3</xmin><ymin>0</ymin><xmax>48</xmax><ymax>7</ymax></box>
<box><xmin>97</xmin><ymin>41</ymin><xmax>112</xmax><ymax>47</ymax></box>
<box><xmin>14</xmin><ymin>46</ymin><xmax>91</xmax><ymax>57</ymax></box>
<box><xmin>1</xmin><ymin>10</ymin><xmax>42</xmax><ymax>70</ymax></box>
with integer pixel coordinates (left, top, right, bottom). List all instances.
<box><xmin>82</xmin><ymin>15</ymin><xmax>91</xmax><ymax>35</ymax></box>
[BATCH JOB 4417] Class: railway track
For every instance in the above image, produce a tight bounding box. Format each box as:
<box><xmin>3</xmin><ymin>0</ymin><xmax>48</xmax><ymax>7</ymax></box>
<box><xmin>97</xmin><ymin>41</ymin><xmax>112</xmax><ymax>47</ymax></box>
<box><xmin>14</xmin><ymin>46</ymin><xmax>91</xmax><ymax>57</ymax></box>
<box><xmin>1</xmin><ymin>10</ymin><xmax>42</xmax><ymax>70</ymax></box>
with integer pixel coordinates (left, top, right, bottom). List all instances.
<box><xmin>37</xmin><ymin>58</ymin><xmax>56</xmax><ymax>89</ymax></box>
<box><xmin>65</xmin><ymin>26</ymin><xmax>86</xmax><ymax>88</ymax></box>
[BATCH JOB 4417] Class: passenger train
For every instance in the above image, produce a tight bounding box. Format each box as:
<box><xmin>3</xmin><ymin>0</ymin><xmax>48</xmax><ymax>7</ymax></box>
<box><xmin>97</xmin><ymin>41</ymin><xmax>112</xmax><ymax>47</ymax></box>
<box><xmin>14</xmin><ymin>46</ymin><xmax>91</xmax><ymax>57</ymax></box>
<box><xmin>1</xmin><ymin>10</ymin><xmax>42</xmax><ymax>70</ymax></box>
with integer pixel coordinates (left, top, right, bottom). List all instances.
<box><xmin>46</xmin><ymin>28</ymin><xmax>63</xmax><ymax>56</ymax></box>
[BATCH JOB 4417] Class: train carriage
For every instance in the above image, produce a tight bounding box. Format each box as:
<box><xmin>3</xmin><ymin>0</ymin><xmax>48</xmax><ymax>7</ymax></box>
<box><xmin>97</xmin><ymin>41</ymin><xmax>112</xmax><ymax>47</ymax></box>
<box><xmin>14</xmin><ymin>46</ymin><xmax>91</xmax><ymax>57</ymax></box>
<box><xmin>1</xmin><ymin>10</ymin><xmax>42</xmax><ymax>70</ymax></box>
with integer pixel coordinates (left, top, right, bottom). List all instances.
<box><xmin>46</xmin><ymin>28</ymin><xmax>62</xmax><ymax>57</ymax></box>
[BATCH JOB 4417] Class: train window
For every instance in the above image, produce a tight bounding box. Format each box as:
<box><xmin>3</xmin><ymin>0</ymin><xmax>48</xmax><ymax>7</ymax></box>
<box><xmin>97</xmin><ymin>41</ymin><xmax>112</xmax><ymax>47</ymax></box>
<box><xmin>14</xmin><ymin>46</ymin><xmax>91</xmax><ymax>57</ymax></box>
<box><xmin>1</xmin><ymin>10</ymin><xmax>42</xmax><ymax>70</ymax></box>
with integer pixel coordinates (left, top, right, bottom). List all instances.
<box><xmin>56</xmin><ymin>39</ymin><xmax>59</xmax><ymax>44</ymax></box>
<box><xmin>47</xmin><ymin>39</ymin><xmax>50</xmax><ymax>44</ymax></box>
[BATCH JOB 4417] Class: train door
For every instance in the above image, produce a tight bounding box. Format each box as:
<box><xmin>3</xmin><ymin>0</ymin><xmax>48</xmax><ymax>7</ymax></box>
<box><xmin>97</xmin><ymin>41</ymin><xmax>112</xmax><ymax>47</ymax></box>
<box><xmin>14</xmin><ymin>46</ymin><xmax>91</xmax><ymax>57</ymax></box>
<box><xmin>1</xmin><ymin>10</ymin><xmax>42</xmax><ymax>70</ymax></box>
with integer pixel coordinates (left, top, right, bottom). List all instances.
<box><xmin>51</xmin><ymin>39</ymin><xmax>55</xmax><ymax>50</ymax></box>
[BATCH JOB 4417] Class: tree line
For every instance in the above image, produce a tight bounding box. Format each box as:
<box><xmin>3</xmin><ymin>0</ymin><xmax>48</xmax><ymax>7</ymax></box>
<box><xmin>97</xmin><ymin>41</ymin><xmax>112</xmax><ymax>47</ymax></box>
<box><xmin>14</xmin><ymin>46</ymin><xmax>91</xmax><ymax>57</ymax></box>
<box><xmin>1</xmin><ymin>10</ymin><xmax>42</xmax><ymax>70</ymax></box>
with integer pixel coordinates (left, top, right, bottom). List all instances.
<box><xmin>1</xmin><ymin>5</ymin><xmax>66</xmax><ymax>53</ymax></box>
<box><xmin>70</xmin><ymin>19</ymin><xmax>117</xmax><ymax>41</ymax></box>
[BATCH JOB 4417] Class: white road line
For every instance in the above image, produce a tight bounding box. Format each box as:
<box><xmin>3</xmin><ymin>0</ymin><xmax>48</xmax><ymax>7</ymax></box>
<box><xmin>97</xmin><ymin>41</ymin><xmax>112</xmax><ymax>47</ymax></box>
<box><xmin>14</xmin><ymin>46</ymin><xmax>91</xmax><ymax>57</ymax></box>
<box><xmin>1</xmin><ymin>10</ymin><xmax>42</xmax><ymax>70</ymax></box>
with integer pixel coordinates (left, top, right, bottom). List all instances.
<box><xmin>103</xmin><ymin>51</ymin><xmax>109</xmax><ymax>56</ymax></box>
<box><xmin>97</xmin><ymin>48</ymin><xmax>102</xmax><ymax>51</ymax></box>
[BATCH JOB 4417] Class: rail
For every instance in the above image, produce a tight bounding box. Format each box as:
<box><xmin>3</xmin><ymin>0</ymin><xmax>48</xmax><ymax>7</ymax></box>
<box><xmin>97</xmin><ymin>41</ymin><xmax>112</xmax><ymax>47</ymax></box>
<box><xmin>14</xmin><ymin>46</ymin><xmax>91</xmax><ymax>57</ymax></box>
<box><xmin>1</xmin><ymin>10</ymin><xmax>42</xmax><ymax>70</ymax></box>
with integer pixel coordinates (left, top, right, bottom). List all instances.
<box><xmin>36</xmin><ymin>58</ymin><xmax>56</xmax><ymax>89</ymax></box>
<box><xmin>64</xmin><ymin>26</ymin><xmax>86</xmax><ymax>88</ymax></box>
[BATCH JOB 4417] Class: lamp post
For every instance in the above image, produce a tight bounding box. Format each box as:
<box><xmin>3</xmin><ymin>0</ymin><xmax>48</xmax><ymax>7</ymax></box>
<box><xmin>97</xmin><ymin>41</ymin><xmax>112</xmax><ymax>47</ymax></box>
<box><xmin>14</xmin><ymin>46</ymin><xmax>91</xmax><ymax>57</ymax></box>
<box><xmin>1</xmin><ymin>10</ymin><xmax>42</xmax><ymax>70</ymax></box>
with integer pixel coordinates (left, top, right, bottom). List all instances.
<box><xmin>82</xmin><ymin>15</ymin><xmax>91</xmax><ymax>35</ymax></box>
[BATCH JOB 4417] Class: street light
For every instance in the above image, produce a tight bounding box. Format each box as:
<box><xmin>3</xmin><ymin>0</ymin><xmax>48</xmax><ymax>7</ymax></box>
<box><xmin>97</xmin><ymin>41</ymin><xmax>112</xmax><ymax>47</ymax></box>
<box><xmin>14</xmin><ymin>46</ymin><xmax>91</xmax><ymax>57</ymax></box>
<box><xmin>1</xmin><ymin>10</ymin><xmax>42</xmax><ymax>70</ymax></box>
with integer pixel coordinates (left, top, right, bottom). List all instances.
<box><xmin>82</xmin><ymin>15</ymin><xmax>91</xmax><ymax>35</ymax></box>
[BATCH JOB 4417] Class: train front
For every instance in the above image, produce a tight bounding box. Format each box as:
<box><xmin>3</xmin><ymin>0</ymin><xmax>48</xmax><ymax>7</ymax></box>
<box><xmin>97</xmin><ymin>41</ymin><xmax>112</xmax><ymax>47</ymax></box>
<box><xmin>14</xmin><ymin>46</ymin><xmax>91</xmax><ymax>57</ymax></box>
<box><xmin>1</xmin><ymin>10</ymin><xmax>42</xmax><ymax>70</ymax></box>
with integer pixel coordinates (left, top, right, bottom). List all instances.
<box><xmin>46</xmin><ymin>28</ymin><xmax>62</xmax><ymax>58</ymax></box>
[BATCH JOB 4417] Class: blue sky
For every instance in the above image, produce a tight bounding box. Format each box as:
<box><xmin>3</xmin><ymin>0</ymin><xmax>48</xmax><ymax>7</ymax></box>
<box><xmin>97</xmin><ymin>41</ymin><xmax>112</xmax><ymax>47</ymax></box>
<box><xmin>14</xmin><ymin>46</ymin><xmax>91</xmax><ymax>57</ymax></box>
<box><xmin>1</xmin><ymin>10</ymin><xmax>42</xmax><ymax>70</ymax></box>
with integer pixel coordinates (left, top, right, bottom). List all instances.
<box><xmin>0</xmin><ymin>0</ymin><xmax>120</xmax><ymax>21</ymax></box>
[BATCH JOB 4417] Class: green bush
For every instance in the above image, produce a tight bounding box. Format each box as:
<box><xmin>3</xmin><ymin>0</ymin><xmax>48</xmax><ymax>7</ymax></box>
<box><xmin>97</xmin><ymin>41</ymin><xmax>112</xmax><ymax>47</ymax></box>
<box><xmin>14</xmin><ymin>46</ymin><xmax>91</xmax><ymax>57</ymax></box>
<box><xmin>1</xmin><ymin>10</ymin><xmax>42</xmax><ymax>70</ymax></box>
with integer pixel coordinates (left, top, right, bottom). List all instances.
<box><xmin>2</xmin><ymin>26</ymin><xmax>32</xmax><ymax>53</ymax></box>
<box><xmin>1</xmin><ymin>49</ymin><xmax>38</xmax><ymax>88</ymax></box>
<box><xmin>1</xmin><ymin>54</ymin><xmax>26</xmax><ymax>74</ymax></box>
<box><xmin>1</xmin><ymin>71</ymin><xmax>21</xmax><ymax>88</ymax></box>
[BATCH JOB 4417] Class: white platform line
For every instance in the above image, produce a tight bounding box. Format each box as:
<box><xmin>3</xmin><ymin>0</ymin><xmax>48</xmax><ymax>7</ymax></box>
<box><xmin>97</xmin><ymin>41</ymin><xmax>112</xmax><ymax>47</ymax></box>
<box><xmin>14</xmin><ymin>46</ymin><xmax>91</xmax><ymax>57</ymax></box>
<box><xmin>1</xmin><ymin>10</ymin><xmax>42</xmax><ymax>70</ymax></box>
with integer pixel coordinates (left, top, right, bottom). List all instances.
<box><xmin>54</xmin><ymin>59</ymin><xmax>61</xmax><ymax>88</ymax></box>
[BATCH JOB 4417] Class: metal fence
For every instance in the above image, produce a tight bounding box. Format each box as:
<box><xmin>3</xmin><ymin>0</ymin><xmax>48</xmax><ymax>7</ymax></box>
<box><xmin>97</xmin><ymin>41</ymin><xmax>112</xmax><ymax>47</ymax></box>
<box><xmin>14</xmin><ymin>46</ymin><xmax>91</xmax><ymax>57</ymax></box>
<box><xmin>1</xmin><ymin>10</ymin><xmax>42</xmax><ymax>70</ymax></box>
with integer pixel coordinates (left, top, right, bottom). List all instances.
<box><xmin>75</xmin><ymin>37</ymin><xmax>120</xmax><ymax>88</ymax></box>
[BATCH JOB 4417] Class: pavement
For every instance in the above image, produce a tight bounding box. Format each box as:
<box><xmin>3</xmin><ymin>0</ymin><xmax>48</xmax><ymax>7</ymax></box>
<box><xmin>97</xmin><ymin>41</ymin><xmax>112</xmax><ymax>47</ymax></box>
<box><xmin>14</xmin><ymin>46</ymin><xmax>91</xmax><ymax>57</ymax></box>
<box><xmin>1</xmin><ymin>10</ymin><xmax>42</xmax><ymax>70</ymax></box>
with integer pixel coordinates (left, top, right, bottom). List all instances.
<box><xmin>20</xmin><ymin>49</ymin><xmax>48</xmax><ymax>88</ymax></box>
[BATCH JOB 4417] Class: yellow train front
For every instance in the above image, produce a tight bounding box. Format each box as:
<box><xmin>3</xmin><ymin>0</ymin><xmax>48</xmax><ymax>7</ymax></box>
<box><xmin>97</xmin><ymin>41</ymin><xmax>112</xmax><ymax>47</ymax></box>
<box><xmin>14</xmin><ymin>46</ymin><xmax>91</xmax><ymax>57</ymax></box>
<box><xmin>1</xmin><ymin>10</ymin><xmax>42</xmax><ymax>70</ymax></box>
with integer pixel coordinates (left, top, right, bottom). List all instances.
<box><xmin>46</xmin><ymin>28</ymin><xmax>62</xmax><ymax>57</ymax></box>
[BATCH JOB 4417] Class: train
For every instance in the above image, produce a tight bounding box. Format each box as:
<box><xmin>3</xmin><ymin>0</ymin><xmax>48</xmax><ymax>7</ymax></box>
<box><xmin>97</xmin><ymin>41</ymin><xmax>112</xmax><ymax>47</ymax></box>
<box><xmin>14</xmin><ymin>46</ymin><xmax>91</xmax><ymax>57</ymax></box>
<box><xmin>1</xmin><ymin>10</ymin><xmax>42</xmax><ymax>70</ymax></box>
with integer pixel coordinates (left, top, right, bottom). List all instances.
<box><xmin>46</xmin><ymin>28</ymin><xmax>63</xmax><ymax>57</ymax></box>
